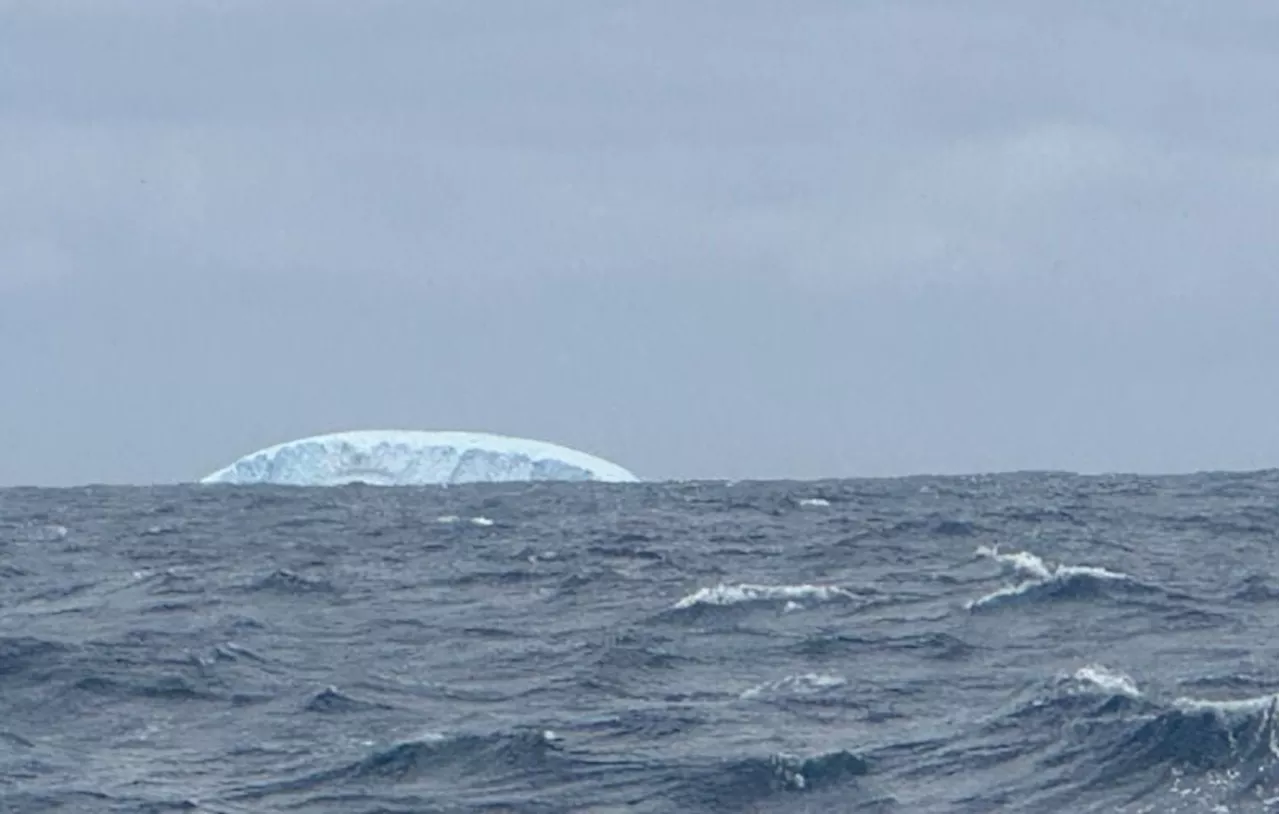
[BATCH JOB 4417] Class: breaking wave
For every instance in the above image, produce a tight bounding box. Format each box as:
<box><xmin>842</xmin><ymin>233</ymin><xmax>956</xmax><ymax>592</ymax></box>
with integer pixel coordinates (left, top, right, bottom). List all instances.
<box><xmin>928</xmin><ymin>663</ymin><xmax>1280</xmax><ymax>811</ymax></box>
<box><xmin>965</xmin><ymin>545</ymin><xmax>1150</xmax><ymax>610</ymax></box>
<box><xmin>673</xmin><ymin>582</ymin><xmax>857</xmax><ymax>610</ymax></box>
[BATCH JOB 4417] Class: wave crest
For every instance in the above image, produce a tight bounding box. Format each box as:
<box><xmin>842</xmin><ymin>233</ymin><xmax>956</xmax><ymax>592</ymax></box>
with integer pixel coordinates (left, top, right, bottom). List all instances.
<box><xmin>965</xmin><ymin>546</ymin><xmax>1143</xmax><ymax>610</ymax></box>
<box><xmin>666</xmin><ymin>749</ymin><xmax>873</xmax><ymax>811</ymax></box>
<box><xmin>961</xmin><ymin>665</ymin><xmax>1279</xmax><ymax>809</ymax></box>
<box><xmin>673</xmin><ymin>583</ymin><xmax>856</xmax><ymax>610</ymax></box>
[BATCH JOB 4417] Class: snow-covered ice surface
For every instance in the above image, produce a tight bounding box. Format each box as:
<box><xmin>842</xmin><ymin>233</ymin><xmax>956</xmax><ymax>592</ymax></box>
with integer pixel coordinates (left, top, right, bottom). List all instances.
<box><xmin>200</xmin><ymin>430</ymin><xmax>638</xmax><ymax>486</ymax></box>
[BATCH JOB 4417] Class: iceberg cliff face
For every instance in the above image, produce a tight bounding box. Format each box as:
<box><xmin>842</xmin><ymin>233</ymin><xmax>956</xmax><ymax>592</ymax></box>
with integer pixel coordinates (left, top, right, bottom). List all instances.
<box><xmin>200</xmin><ymin>430</ymin><xmax>638</xmax><ymax>486</ymax></box>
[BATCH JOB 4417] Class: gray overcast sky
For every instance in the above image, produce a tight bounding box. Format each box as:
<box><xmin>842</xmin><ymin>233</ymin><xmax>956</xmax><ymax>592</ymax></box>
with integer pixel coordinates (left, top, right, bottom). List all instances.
<box><xmin>0</xmin><ymin>1</ymin><xmax>1275</xmax><ymax>486</ymax></box>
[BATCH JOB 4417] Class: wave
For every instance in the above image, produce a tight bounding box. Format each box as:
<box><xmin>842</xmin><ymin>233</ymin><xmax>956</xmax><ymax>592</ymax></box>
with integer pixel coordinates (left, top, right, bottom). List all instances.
<box><xmin>0</xmin><ymin>636</ymin><xmax>70</xmax><ymax>684</ymax></box>
<box><xmin>1085</xmin><ymin>691</ymin><xmax>1279</xmax><ymax>808</ymax></box>
<box><xmin>1234</xmin><ymin>573</ymin><xmax>1280</xmax><ymax>602</ymax></box>
<box><xmin>1130</xmin><ymin>693</ymin><xmax>1278</xmax><ymax>774</ymax></box>
<box><xmin>672</xmin><ymin>583</ymin><xmax>857</xmax><ymax>610</ymax></box>
<box><xmin>965</xmin><ymin>545</ymin><xmax>1148</xmax><ymax>610</ymax></box>
<box><xmin>339</xmin><ymin>729</ymin><xmax>566</xmax><ymax>782</ymax></box>
<box><xmin>658</xmin><ymin>749</ymin><xmax>874</xmax><ymax>812</ymax></box>
<box><xmin>739</xmin><ymin>672</ymin><xmax>848</xmax><ymax>700</ymax></box>
<box><xmin>434</xmin><ymin>514</ymin><xmax>496</xmax><ymax>527</ymax></box>
<box><xmin>244</xmin><ymin>568</ymin><xmax>338</xmax><ymax>596</ymax></box>
<box><xmin>1070</xmin><ymin>663</ymin><xmax>1141</xmax><ymax>698</ymax></box>
<box><xmin>591</xmin><ymin>633</ymin><xmax>692</xmax><ymax>673</ymax></box>
<box><xmin>578</xmin><ymin>706</ymin><xmax>711</xmax><ymax>742</ymax></box>
<box><xmin>231</xmin><ymin>728</ymin><xmax>582</xmax><ymax>803</ymax></box>
<box><xmin>69</xmin><ymin>673</ymin><xmax>223</xmax><ymax>702</ymax></box>
<box><xmin>0</xmin><ymin>635</ymin><xmax>227</xmax><ymax>704</ymax></box>
<box><xmin>788</xmin><ymin>630</ymin><xmax>978</xmax><ymax>664</ymax></box>
<box><xmin>657</xmin><ymin>582</ymin><xmax>864</xmax><ymax>630</ymax></box>
<box><xmin>235</xmin><ymin>725</ymin><xmax>877</xmax><ymax>812</ymax></box>
<box><xmin>302</xmin><ymin>685</ymin><xmax>394</xmax><ymax>714</ymax></box>
<box><xmin>927</xmin><ymin>664</ymin><xmax>1280</xmax><ymax>811</ymax></box>
<box><xmin>795</xmin><ymin>497</ymin><xmax>831</xmax><ymax>507</ymax></box>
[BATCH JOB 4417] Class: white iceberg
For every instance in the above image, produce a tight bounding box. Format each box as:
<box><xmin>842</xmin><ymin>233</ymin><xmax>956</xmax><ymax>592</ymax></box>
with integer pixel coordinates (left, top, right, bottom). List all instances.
<box><xmin>200</xmin><ymin>430</ymin><xmax>638</xmax><ymax>486</ymax></box>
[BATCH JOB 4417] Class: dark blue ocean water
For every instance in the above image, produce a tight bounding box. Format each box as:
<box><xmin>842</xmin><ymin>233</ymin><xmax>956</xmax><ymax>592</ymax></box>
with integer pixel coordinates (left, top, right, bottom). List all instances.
<box><xmin>1</xmin><ymin>471</ymin><xmax>1276</xmax><ymax>813</ymax></box>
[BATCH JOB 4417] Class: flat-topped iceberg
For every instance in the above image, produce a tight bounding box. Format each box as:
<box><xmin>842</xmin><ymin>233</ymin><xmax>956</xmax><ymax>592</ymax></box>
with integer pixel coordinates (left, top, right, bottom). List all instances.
<box><xmin>200</xmin><ymin>430</ymin><xmax>638</xmax><ymax>486</ymax></box>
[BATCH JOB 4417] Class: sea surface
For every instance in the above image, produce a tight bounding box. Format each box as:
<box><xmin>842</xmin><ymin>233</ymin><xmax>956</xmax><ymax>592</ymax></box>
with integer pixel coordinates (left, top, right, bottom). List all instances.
<box><xmin>1</xmin><ymin>471</ymin><xmax>1276</xmax><ymax>813</ymax></box>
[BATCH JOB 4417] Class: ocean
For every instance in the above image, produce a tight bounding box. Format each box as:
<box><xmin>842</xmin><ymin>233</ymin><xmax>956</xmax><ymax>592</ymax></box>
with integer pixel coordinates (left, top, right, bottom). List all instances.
<box><xmin>1</xmin><ymin>470</ymin><xmax>1276</xmax><ymax>813</ymax></box>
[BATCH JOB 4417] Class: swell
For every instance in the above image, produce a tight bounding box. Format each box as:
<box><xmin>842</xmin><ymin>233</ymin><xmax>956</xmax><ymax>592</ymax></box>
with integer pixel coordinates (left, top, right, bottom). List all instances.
<box><xmin>881</xmin><ymin>665</ymin><xmax>1280</xmax><ymax>812</ymax></box>
<box><xmin>226</xmin><ymin>723</ymin><xmax>880</xmax><ymax>814</ymax></box>
<box><xmin>225</xmin><ymin>727</ymin><xmax>640</xmax><ymax>810</ymax></box>
<box><xmin>618</xmin><ymin>748</ymin><xmax>880</xmax><ymax>813</ymax></box>
<box><xmin>964</xmin><ymin>546</ymin><xmax>1162</xmax><ymax>611</ymax></box>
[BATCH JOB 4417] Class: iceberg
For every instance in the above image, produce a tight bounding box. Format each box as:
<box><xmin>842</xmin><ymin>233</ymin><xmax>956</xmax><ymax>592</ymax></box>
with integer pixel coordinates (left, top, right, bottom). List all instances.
<box><xmin>200</xmin><ymin>430</ymin><xmax>638</xmax><ymax>486</ymax></box>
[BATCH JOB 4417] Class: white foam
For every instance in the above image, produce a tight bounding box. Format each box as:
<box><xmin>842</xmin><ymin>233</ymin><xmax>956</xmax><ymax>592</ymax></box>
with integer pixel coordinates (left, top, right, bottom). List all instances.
<box><xmin>1172</xmin><ymin>693</ymin><xmax>1278</xmax><ymax>715</ymax></box>
<box><xmin>468</xmin><ymin>516</ymin><xmax>495</xmax><ymax>527</ymax></box>
<box><xmin>797</xmin><ymin>497</ymin><xmax>830</xmax><ymax>508</ymax></box>
<box><xmin>673</xmin><ymin>582</ymin><xmax>855</xmax><ymax>609</ymax></box>
<box><xmin>21</xmin><ymin>524</ymin><xmax>68</xmax><ymax>542</ymax></box>
<box><xmin>966</xmin><ymin>546</ymin><xmax>1132</xmax><ymax>610</ymax></box>
<box><xmin>975</xmin><ymin>545</ymin><xmax>1053</xmax><ymax>580</ymax></box>
<box><xmin>740</xmin><ymin>672</ymin><xmax>847</xmax><ymax>699</ymax></box>
<box><xmin>769</xmin><ymin>753</ymin><xmax>809</xmax><ymax>790</ymax></box>
<box><xmin>1072</xmin><ymin>664</ymin><xmax>1142</xmax><ymax>698</ymax></box>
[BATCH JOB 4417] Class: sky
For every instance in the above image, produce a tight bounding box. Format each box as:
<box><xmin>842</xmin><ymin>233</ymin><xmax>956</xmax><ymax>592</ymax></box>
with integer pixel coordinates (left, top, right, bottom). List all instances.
<box><xmin>0</xmin><ymin>1</ymin><xmax>1275</xmax><ymax>486</ymax></box>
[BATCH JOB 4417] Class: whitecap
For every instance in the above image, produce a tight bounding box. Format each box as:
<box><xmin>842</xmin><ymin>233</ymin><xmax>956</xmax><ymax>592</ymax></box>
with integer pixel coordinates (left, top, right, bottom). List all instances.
<box><xmin>673</xmin><ymin>582</ymin><xmax>856</xmax><ymax>609</ymax></box>
<box><xmin>1172</xmin><ymin>693</ymin><xmax>1279</xmax><ymax>716</ymax></box>
<box><xmin>740</xmin><ymin>672</ymin><xmax>847</xmax><ymax>699</ymax></box>
<box><xmin>1071</xmin><ymin>664</ymin><xmax>1142</xmax><ymax>698</ymax></box>
<box><xmin>966</xmin><ymin>545</ymin><xmax>1133</xmax><ymax>610</ymax></box>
